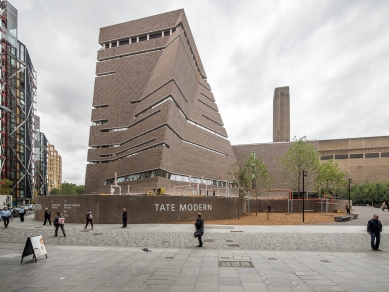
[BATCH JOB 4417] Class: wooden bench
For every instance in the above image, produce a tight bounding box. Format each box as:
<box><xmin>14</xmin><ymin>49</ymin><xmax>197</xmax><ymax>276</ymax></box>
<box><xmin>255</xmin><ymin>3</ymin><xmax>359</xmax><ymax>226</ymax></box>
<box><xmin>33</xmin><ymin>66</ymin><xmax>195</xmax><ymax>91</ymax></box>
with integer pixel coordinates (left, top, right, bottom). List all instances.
<box><xmin>334</xmin><ymin>216</ymin><xmax>352</xmax><ymax>222</ymax></box>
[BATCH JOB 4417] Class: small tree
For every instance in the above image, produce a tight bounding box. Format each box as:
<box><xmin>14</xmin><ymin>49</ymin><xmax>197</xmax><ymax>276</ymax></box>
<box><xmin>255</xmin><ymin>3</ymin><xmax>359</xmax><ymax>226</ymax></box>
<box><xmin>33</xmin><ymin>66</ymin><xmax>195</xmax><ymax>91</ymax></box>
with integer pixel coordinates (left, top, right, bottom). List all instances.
<box><xmin>230</xmin><ymin>156</ymin><xmax>251</xmax><ymax>198</ymax></box>
<box><xmin>0</xmin><ymin>178</ymin><xmax>13</xmax><ymax>195</ymax></box>
<box><xmin>280</xmin><ymin>136</ymin><xmax>320</xmax><ymax>194</ymax></box>
<box><xmin>316</xmin><ymin>159</ymin><xmax>347</xmax><ymax>196</ymax></box>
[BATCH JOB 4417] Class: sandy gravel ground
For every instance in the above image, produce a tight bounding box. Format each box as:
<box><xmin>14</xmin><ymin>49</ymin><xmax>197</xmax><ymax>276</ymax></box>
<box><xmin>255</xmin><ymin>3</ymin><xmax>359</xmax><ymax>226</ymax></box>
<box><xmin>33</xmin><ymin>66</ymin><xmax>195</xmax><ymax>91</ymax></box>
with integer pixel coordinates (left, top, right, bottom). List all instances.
<box><xmin>185</xmin><ymin>212</ymin><xmax>342</xmax><ymax>225</ymax></box>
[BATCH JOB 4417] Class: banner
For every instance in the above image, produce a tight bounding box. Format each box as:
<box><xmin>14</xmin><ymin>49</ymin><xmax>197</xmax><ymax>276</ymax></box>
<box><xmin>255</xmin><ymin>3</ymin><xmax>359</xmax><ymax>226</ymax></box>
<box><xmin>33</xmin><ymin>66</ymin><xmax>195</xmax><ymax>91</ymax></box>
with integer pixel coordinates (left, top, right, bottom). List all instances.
<box><xmin>21</xmin><ymin>235</ymin><xmax>47</xmax><ymax>263</ymax></box>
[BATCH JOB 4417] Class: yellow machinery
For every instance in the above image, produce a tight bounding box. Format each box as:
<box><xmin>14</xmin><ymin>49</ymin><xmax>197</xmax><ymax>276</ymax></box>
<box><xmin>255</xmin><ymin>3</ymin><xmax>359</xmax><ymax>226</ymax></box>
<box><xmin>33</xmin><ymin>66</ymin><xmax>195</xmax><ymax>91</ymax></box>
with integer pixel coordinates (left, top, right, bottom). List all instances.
<box><xmin>147</xmin><ymin>188</ymin><xmax>166</xmax><ymax>195</ymax></box>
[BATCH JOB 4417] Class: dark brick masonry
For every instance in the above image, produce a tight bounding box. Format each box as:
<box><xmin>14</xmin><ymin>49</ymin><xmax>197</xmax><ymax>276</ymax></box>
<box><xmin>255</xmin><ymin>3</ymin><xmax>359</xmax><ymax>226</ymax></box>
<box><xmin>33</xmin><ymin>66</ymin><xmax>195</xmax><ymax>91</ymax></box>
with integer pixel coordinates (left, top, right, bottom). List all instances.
<box><xmin>35</xmin><ymin>195</ymin><xmax>246</xmax><ymax>224</ymax></box>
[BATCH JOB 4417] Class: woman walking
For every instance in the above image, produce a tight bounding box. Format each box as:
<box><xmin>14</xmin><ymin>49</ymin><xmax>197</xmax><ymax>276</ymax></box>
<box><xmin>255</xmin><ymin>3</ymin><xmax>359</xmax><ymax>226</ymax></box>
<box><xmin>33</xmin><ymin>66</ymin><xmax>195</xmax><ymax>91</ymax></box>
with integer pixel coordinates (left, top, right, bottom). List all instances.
<box><xmin>85</xmin><ymin>209</ymin><xmax>93</xmax><ymax>229</ymax></box>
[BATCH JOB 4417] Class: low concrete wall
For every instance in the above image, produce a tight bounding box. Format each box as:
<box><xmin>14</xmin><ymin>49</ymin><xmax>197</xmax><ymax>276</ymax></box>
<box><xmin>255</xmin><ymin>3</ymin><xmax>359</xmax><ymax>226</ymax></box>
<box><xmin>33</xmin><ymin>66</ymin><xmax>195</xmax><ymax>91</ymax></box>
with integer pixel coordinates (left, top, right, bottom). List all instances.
<box><xmin>246</xmin><ymin>199</ymin><xmax>351</xmax><ymax>213</ymax></box>
<box><xmin>34</xmin><ymin>195</ymin><xmax>246</xmax><ymax>224</ymax></box>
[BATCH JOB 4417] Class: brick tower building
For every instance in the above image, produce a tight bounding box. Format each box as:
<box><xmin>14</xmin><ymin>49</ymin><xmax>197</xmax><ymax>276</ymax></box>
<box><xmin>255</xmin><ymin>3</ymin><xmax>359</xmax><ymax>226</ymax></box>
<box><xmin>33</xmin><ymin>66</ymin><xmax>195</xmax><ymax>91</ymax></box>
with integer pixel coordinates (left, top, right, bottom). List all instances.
<box><xmin>273</xmin><ymin>86</ymin><xmax>290</xmax><ymax>142</ymax></box>
<box><xmin>85</xmin><ymin>10</ymin><xmax>237</xmax><ymax>194</ymax></box>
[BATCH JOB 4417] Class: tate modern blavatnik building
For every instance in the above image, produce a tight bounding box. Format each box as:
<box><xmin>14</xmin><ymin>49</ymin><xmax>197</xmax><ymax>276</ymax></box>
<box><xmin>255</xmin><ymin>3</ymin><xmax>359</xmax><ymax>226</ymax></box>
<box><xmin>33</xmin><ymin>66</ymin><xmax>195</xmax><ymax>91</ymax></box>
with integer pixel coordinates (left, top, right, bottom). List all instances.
<box><xmin>85</xmin><ymin>9</ymin><xmax>238</xmax><ymax>195</ymax></box>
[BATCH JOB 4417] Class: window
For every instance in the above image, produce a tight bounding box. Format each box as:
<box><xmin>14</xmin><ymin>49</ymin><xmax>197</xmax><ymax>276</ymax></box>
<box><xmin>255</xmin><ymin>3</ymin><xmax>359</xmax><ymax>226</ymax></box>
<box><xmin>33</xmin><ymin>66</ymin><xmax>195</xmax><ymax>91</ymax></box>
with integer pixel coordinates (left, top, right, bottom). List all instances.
<box><xmin>381</xmin><ymin>152</ymin><xmax>389</xmax><ymax>158</ymax></box>
<box><xmin>365</xmin><ymin>153</ymin><xmax>379</xmax><ymax>158</ymax></box>
<box><xmin>320</xmin><ymin>155</ymin><xmax>333</xmax><ymax>160</ymax></box>
<box><xmin>335</xmin><ymin>154</ymin><xmax>348</xmax><ymax>160</ymax></box>
<box><xmin>149</xmin><ymin>32</ymin><xmax>162</xmax><ymax>39</ymax></box>
<box><xmin>139</xmin><ymin>35</ymin><xmax>147</xmax><ymax>42</ymax></box>
<box><xmin>131</xmin><ymin>37</ymin><xmax>137</xmax><ymax>43</ymax></box>
<box><xmin>119</xmin><ymin>39</ymin><xmax>129</xmax><ymax>46</ymax></box>
<box><xmin>94</xmin><ymin>104</ymin><xmax>108</xmax><ymax>109</ymax></box>
<box><xmin>164</xmin><ymin>30</ymin><xmax>171</xmax><ymax>36</ymax></box>
<box><xmin>92</xmin><ymin>120</ymin><xmax>108</xmax><ymax>126</ymax></box>
<box><xmin>105</xmin><ymin>43</ymin><xmax>110</xmax><ymax>49</ymax></box>
<box><xmin>350</xmin><ymin>154</ymin><xmax>363</xmax><ymax>159</ymax></box>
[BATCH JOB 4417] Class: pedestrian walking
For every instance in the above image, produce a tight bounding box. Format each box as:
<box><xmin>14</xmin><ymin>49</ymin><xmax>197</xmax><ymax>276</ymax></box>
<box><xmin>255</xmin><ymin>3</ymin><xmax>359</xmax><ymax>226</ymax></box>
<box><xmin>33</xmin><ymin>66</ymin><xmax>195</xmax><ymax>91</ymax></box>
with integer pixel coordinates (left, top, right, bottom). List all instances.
<box><xmin>122</xmin><ymin>208</ymin><xmax>127</xmax><ymax>228</ymax></box>
<box><xmin>19</xmin><ymin>206</ymin><xmax>26</xmax><ymax>222</ymax></box>
<box><xmin>54</xmin><ymin>212</ymin><xmax>66</xmax><ymax>237</ymax></box>
<box><xmin>367</xmin><ymin>214</ymin><xmax>382</xmax><ymax>251</ymax></box>
<box><xmin>1</xmin><ymin>206</ymin><xmax>11</xmax><ymax>228</ymax></box>
<box><xmin>346</xmin><ymin>203</ymin><xmax>351</xmax><ymax>214</ymax></box>
<box><xmin>84</xmin><ymin>209</ymin><xmax>93</xmax><ymax>229</ymax></box>
<box><xmin>194</xmin><ymin>213</ymin><xmax>204</xmax><ymax>247</ymax></box>
<box><xmin>382</xmin><ymin>202</ymin><xmax>387</xmax><ymax>212</ymax></box>
<box><xmin>43</xmin><ymin>208</ymin><xmax>51</xmax><ymax>225</ymax></box>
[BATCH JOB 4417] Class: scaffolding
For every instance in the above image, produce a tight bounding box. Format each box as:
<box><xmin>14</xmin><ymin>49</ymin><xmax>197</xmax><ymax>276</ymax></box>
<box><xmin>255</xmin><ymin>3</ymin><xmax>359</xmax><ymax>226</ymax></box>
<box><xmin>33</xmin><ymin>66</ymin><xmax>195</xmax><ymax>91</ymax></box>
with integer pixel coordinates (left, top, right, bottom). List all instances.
<box><xmin>0</xmin><ymin>0</ymin><xmax>37</xmax><ymax>204</ymax></box>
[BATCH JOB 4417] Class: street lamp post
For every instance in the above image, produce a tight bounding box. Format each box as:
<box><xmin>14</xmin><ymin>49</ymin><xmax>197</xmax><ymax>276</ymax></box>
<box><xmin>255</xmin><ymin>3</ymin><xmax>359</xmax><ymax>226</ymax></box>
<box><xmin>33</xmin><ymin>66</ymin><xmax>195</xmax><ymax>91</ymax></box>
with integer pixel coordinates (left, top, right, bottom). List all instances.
<box><xmin>348</xmin><ymin>178</ymin><xmax>352</xmax><ymax>208</ymax></box>
<box><xmin>302</xmin><ymin>170</ymin><xmax>307</xmax><ymax>223</ymax></box>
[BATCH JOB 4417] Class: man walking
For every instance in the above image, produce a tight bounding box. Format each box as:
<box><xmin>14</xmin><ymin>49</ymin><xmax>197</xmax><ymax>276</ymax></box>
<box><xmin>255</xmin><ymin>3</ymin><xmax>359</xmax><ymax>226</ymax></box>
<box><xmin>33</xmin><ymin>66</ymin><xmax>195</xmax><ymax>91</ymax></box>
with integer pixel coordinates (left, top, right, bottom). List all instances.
<box><xmin>195</xmin><ymin>213</ymin><xmax>204</xmax><ymax>247</ymax></box>
<box><xmin>54</xmin><ymin>212</ymin><xmax>66</xmax><ymax>237</ymax></box>
<box><xmin>43</xmin><ymin>208</ymin><xmax>51</xmax><ymax>225</ymax></box>
<box><xmin>122</xmin><ymin>208</ymin><xmax>127</xmax><ymax>228</ymax></box>
<box><xmin>367</xmin><ymin>214</ymin><xmax>382</xmax><ymax>251</ymax></box>
<box><xmin>84</xmin><ymin>209</ymin><xmax>93</xmax><ymax>229</ymax></box>
<box><xmin>19</xmin><ymin>206</ymin><xmax>26</xmax><ymax>222</ymax></box>
<box><xmin>346</xmin><ymin>203</ymin><xmax>351</xmax><ymax>214</ymax></box>
<box><xmin>1</xmin><ymin>206</ymin><xmax>11</xmax><ymax>228</ymax></box>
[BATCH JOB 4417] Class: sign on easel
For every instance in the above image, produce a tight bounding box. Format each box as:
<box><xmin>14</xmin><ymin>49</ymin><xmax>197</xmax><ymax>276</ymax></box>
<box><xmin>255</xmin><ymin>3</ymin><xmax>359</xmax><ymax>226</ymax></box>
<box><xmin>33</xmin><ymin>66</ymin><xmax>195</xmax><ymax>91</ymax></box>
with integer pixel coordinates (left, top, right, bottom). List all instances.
<box><xmin>21</xmin><ymin>235</ymin><xmax>47</xmax><ymax>263</ymax></box>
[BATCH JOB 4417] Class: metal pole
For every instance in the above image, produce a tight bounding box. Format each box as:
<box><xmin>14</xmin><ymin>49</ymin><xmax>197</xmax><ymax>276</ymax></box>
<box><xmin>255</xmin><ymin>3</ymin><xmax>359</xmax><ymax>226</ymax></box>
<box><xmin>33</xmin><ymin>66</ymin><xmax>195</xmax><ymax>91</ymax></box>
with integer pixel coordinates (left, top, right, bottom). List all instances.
<box><xmin>348</xmin><ymin>179</ymin><xmax>352</xmax><ymax>208</ymax></box>
<box><xmin>302</xmin><ymin>170</ymin><xmax>307</xmax><ymax>223</ymax></box>
<box><xmin>256</xmin><ymin>192</ymin><xmax>258</xmax><ymax>216</ymax></box>
<box><xmin>238</xmin><ymin>184</ymin><xmax>240</xmax><ymax>220</ymax></box>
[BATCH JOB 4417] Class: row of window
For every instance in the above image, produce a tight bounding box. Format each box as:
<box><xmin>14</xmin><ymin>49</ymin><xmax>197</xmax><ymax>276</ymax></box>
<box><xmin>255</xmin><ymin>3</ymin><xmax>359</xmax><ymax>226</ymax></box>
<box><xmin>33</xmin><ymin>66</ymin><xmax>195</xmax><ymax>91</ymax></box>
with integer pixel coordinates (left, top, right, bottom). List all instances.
<box><xmin>89</xmin><ymin>143</ymin><xmax>167</xmax><ymax>164</ymax></box>
<box><xmin>104</xmin><ymin>168</ymin><xmax>228</xmax><ymax>187</ymax></box>
<box><xmin>102</xmin><ymin>28</ymin><xmax>176</xmax><ymax>49</ymax></box>
<box><xmin>320</xmin><ymin>152</ymin><xmax>389</xmax><ymax>160</ymax></box>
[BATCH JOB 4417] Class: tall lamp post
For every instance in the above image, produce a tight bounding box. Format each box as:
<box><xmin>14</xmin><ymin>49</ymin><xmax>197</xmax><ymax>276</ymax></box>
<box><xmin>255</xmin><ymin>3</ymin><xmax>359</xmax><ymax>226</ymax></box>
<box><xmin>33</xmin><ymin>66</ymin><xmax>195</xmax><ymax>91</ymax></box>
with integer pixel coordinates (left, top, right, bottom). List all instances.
<box><xmin>348</xmin><ymin>179</ymin><xmax>352</xmax><ymax>208</ymax></box>
<box><xmin>302</xmin><ymin>170</ymin><xmax>307</xmax><ymax>223</ymax></box>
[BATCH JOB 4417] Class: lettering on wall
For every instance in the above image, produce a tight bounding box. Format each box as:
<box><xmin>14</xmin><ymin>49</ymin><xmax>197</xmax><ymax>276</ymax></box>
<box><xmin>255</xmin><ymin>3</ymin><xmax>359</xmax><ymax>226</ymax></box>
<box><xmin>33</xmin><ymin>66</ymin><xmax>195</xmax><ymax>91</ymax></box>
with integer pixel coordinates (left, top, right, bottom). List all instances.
<box><xmin>52</xmin><ymin>204</ymin><xmax>60</xmax><ymax>209</ymax></box>
<box><xmin>64</xmin><ymin>204</ymin><xmax>81</xmax><ymax>210</ymax></box>
<box><xmin>155</xmin><ymin>204</ymin><xmax>212</xmax><ymax>212</ymax></box>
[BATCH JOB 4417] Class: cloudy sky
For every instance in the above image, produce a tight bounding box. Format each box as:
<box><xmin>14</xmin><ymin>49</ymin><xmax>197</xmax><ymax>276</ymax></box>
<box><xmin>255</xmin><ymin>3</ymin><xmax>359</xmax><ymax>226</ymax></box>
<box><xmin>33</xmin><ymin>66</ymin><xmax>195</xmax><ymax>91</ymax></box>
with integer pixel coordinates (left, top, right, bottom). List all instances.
<box><xmin>10</xmin><ymin>0</ymin><xmax>389</xmax><ymax>185</ymax></box>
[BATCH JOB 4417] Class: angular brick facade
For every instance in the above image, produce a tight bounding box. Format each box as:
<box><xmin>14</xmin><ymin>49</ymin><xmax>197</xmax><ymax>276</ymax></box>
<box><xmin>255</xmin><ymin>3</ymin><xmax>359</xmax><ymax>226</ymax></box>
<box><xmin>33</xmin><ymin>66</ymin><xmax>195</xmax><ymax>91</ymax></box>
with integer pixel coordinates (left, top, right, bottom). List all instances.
<box><xmin>85</xmin><ymin>10</ymin><xmax>237</xmax><ymax>195</ymax></box>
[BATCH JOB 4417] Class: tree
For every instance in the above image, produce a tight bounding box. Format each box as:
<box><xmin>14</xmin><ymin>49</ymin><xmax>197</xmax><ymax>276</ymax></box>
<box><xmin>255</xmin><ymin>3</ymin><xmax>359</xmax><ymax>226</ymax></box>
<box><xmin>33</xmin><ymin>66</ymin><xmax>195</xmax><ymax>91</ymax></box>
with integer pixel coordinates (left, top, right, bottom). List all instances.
<box><xmin>316</xmin><ymin>159</ymin><xmax>347</xmax><ymax>196</ymax></box>
<box><xmin>280</xmin><ymin>136</ymin><xmax>320</xmax><ymax>193</ymax></box>
<box><xmin>230</xmin><ymin>156</ymin><xmax>251</xmax><ymax>198</ymax></box>
<box><xmin>50</xmin><ymin>188</ymin><xmax>61</xmax><ymax>195</ymax></box>
<box><xmin>76</xmin><ymin>185</ymin><xmax>85</xmax><ymax>195</ymax></box>
<box><xmin>245</xmin><ymin>153</ymin><xmax>273</xmax><ymax>194</ymax></box>
<box><xmin>0</xmin><ymin>178</ymin><xmax>13</xmax><ymax>195</ymax></box>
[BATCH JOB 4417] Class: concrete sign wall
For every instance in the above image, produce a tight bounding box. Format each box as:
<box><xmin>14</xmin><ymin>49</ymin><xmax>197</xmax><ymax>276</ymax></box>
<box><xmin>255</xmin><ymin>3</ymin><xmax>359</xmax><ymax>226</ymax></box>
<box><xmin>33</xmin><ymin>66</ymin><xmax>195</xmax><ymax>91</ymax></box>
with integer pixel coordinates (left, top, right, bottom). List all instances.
<box><xmin>35</xmin><ymin>195</ymin><xmax>246</xmax><ymax>224</ymax></box>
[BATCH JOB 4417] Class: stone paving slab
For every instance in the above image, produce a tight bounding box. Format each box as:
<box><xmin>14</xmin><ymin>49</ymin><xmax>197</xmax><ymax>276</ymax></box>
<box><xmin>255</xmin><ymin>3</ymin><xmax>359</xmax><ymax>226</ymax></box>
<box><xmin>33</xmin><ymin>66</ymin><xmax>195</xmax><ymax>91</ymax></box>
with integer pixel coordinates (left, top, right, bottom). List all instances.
<box><xmin>1</xmin><ymin>244</ymin><xmax>389</xmax><ymax>291</ymax></box>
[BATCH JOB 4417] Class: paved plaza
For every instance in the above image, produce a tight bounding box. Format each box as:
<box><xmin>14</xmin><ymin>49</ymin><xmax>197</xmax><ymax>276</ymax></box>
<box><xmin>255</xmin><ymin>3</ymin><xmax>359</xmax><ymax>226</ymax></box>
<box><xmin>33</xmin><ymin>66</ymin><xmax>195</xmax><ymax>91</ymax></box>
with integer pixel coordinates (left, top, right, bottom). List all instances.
<box><xmin>1</xmin><ymin>206</ymin><xmax>388</xmax><ymax>291</ymax></box>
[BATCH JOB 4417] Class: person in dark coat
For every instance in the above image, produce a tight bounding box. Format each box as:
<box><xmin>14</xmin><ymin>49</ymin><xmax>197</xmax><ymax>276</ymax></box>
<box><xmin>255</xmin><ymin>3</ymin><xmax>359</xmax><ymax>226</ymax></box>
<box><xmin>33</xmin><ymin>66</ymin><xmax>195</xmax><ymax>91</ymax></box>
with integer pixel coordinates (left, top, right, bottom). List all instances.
<box><xmin>43</xmin><ymin>208</ymin><xmax>51</xmax><ymax>225</ymax></box>
<box><xmin>122</xmin><ymin>208</ymin><xmax>128</xmax><ymax>228</ymax></box>
<box><xmin>54</xmin><ymin>212</ymin><xmax>66</xmax><ymax>237</ymax></box>
<box><xmin>84</xmin><ymin>209</ymin><xmax>93</xmax><ymax>229</ymax></box>
<box><xmin>367</xmin><ymin>214</ymin><xmax>382</xmax><ymax>251</ymax></box>
<box><xmin>195</xmin><ymin>213</ymin><xmax>204</xmax><ymax>247</ymax></box>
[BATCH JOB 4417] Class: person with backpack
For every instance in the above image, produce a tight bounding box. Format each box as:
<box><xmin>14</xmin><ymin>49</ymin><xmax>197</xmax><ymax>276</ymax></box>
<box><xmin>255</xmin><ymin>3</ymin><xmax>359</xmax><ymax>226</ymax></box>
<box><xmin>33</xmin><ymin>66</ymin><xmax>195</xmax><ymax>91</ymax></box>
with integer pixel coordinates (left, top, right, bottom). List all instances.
<box><xmin>1</xmin><ymin>206</ymin><xmax>11</xmax><ymax>228</ymax></box>
<box><xmin>19</xmin><ymin>206</ymin><xmax>26</xmax><ymax>222</ymax></box>
<box><xmin>84</xmin><ymin>209</ymin><xmax>93</xmax><ymax>229</ymax></box>
<box><xmin>43</xmin><ymin>208</ymin><xmax>51</xmax><ymax>225</ymax></box>
<box><xmin>54</xmin><ymin>212</ymin><xmax>66</xmax><ymax>237</ymax></box>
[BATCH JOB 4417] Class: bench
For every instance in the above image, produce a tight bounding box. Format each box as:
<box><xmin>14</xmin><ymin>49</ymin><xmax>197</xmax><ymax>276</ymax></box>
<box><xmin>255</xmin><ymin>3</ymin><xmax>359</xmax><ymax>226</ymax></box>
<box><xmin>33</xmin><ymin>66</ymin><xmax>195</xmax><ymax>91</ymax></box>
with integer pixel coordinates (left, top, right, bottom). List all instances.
<box><xmin>351</xmin><ymin>214</ymin><xmax>358</xmax><ymax>219</ymax></box>
<box><xmin>334</xmin><ymin>216</ymin><xmax>351</xmax><ymax>222</ymax></box>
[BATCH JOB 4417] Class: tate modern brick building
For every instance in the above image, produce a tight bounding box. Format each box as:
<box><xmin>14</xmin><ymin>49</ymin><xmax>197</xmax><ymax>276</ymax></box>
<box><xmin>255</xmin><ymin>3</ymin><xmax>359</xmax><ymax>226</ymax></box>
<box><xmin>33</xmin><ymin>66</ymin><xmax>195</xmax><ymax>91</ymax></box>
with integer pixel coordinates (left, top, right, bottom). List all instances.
<box><xmin>85</xmin><ymin>9</ymin><xmax>389</xmax><ymax>195</ymax></box>
<box><xmin>85</xmin><ymin>10</ymin><xmax>237</xmax><ymax>195</ymax></box>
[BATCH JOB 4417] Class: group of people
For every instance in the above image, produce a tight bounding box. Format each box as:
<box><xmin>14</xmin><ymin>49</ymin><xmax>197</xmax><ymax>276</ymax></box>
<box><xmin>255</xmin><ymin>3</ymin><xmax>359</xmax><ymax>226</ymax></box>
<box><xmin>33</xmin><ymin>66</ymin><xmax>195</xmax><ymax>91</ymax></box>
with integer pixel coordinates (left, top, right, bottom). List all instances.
<box><xmin>0</xmin><ymin>206</ymin><xmax>28</xmax><ymax>228</ymax></box>
<box><xmin>3</xmin><ymin>205</ymin><xmax>384</xmax><ymax>251</ymax></box>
